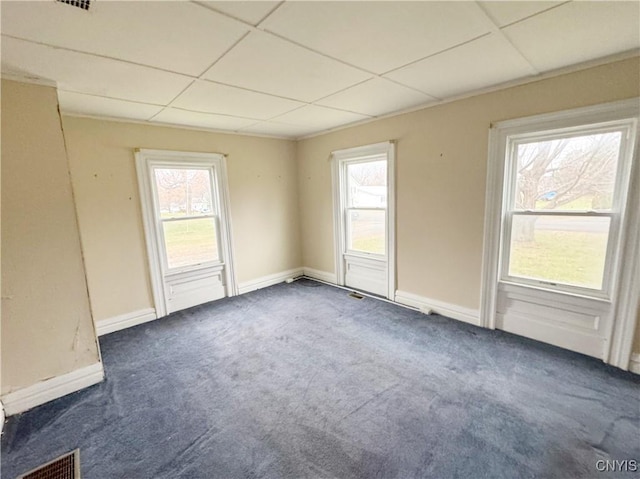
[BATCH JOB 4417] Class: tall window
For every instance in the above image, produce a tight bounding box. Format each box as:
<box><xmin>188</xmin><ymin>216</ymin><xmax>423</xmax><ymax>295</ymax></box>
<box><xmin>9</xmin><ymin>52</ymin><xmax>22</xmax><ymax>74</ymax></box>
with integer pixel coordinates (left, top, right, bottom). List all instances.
<box><xmin>153</xmin><ymin>167</ymin><xmax>219</xmax><ymax>270</ymax></box>
<box><xmin>501</xmin><ymin>121</ymin><xmax>635</xmax><ymax>296</ymax></box>
<box><xmin>345</xmin><ymin>159</ymin><xmax>387</xmax><ymax>255</ymax></box>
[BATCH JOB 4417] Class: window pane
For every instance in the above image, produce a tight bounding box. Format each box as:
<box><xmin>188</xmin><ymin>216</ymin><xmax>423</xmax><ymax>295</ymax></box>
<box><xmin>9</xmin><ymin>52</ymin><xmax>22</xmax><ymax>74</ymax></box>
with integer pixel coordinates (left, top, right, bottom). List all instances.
<box><xmin>348</xmin><ymin>210</ymin><xmax>385</xmax><ymax>254</ymax></box>
<box><xmin>508</xmin><ymin>215</ymin><xmax>610</xmax><ymax>289</ymax></box>
<box><xmin>155</xmin><ymin>168</ymin><xmax>213</xmax><ymax>218</ymax></box>
<box><xmin>163</xmin><ymin>218</ymin><xmax>218</xmax><ymax>269</ymax></box>
<box><xmin>347</xmin><ymin>160</ymin><xmax>387</xmax><ymax>207</ymax></box>
<box><xmin>515</xmin><ymin>132</ymin><xmax>622</xmax><ymax>211</ymax></box>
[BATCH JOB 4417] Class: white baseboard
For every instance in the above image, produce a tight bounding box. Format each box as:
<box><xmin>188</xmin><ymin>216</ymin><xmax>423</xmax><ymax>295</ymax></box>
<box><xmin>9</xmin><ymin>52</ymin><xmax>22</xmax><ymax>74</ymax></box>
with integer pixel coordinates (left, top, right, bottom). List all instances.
<box><xmin>395</xmin><ymin>290</ymin><xmax>481</xmax><ymax>326</ymax></box>
<box><xmin>1</xmin><ymin>362</ymin><xmax>104</xmax><ymax>416</ymax></box>
<box><xmin>0</xmin><ymin>401</ymin><xmax>4</xmax><ymax>435</ymax></box>
<box><xmin>303</xmin><ymin>267</ymin><xmax>337</xmax><ymax>284</ymax></box>
<box><xmin>238</xmin><ymin>267</ymin><xmax>304</xmax><ymax>295</ymax></box>
<box><xmin>630</xmin><ymin>353</ymin><xmax>640</xmax><ymax>374</ymax></box>
<box><xmin>96</xmin><ymin>307</ymin><xmax>157</xmax><ymax>336</ymax></box>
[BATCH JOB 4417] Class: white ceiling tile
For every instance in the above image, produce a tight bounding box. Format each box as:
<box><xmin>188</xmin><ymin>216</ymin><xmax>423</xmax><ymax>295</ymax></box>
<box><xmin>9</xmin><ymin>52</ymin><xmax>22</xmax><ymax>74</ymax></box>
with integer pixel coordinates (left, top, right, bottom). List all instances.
<box><xmin>239</xmin><ymin>121</ymin><xmax>317</xmax><ymax>139</ymax></box>
<box><xmin>385</xmin><ymin>34</ymin><xmax>534</xmax><ymax>99</ymax></box>
<box><xmin>58</xmin><ymin>91</ymin><xmax>163</xmax><ymax>121</ymax></box>
<box><xmin>203</xmin><ymin>31</ymin><xmax>373</xmax><ymax>102</ymax></box>
<box><xmin>172</xmin><ymin>81</ymin><xmax>304</xmax><ymax>120</ymax></box>
<box><xmin>479</xmin><ymin>1</ymin><xmax>565</xmax><ymax>27</ymax></box>
<box><xmin>151</xmin><ymin>108</ymin><xmax>256</xmax><ymax>131</ymax></box>
<box><xmin>272</xmin><ymin>105</ymin><xmax>369</xmax><ymax>131</ymax></box>
<box><xmin>198</xmin><ymin>1</ymin><xmax>280</xmax><ymax>25</ymax></box>
<box><xmin>316</xmin><ymin>78</ymin><xmax>436</xmax><ymax>117</ymax></box>
<box><xmin>0</xmin><ymin>1</ymin><xmax>248</xmax><ymax>76</ymax></box>
<box><xmin>503</xmin><ymin>1</ymin><xmax>640</xmax><ymax>72</ymax></box>
<box><xmin>1</xmin><ymin>36</ymin><xmax>193</xmax><ymax>105</ymax></box>
<box><xmin>261</xmin><ymin>1</ymin><xmax>491</xmax><ymax>74</ymax></box>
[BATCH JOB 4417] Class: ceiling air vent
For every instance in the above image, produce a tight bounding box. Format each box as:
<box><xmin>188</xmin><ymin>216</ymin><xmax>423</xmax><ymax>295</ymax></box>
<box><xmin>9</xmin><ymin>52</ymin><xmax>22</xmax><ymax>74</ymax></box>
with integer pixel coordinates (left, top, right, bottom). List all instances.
<box><xmin>18</xmin><ymin>449</ymin><xmax>80</xmax><ymax>479</ymax></box>
<box><xmin>56</xmin><ymin>0</ymin><xmax>91</xmax><ymax>11</ymax></box>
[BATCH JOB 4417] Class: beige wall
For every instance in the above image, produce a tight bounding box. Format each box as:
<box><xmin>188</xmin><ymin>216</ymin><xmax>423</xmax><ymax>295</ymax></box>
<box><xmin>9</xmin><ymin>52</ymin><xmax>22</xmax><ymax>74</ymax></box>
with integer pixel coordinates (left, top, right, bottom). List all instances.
<box><xmin>297</xmin><ymin>57</ymin><xmax>640</xmax><ymax>314</ymax></box>
<box><xmin>1</xmin><ymin>80</ymin><xmax>100</xmax><ymax>395</ymax></box>
<box><xmin>61</xmin><ymin>117</ymin><xmax>301</xmax><ymax>323</ymax></box>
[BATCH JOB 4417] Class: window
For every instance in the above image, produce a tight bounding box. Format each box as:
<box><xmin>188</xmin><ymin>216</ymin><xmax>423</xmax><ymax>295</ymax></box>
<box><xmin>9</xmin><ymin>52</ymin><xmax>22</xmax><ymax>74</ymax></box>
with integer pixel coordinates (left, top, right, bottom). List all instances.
<box><xmin>153</xmin><ymin>167</ymin><xmax>220</xmax><ymax>270</ymax></box>
<box><xmin>501</xmin><ymin>122</ymin><xmax>636</xmax><ymax>296</ymax></box>
<box><xmin>136</xmin><ymin>149</ymin><xmax>237</xmax><ymax>317</ymax></box>
<box><xmin>345</xmin><ymin>159</ymin><xmax>387</xmax><ymax>255</ymax></box>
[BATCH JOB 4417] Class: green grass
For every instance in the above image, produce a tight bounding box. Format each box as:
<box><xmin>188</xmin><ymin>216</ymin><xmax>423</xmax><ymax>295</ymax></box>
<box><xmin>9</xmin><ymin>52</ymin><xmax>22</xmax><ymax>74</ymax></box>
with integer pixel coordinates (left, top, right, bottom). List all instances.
<box><xmin>352</xmin><ymin>236</ymin><xmax>385</xmax><ymax>254</ymax></box>
<box><xmin>163</xmin><ymin>219</ymin><xmax>218</xmax><ymax>268</ymax></box>
<box><xmin>509</xmin><ymin>231</ymin><xmax>608</xmax><ymax>289</ymax></box>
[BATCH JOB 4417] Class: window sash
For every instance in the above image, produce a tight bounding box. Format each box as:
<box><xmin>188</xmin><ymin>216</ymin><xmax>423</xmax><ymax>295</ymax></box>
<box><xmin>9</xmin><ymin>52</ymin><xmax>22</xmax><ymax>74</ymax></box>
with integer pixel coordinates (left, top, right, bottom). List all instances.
<box><xmin>160</xmin><ymin>213</ymin><xmax>215</xmax><ymax>223</ymax></box>
<box><xmin>159</xmin><ymin>215</ymin><xmax>222</xmax><ymax>272</ymax></box>
<box><xmin>507</xmin><ymin>211</ymin><xmax>614</xmax><ymax>218</ymax></box>
<box><xmin>152</xmin><ymin>165</ymin><xmax>217</xmax><ymax>219</ymax></box>
<box><xmin>501</xmin><ymin>216</ymin><xmax>615</xmax><ymax>296</ymax></box>
<box><xmin>152</xmin><ymin>165</ymin><xmax>222</xmax><ymax>273</ymax></box>
<box><xmin>345</xmin><ymin>208</ymin><xmax>386</xmax><ymax>257</ymax></box>
<box><xmin>345</xmin><ymin>157</ymin><xmax>387</xmax><ymax>208</ymax></box>
<box><xmin>499</xmin><ymin>123</ymin><xmax>633</xmax><ymax>298</ymax></box>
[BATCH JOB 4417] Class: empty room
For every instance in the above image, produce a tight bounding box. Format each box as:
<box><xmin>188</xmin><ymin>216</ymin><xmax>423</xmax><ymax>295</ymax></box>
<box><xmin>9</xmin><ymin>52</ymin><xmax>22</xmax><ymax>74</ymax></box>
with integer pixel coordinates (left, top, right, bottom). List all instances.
<box><xmin>1</xmin><ymin>1</ymin><xmax>639</xmax><ymax>478</ymax></box>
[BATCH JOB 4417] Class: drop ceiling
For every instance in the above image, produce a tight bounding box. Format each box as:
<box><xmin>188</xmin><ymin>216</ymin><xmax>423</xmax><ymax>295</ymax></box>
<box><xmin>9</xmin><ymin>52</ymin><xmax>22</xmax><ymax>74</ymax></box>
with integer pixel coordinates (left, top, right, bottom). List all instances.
<box><xmin>1</xmin><ymin>1</ymin><xmax>638</xmax><ymax>139</ymax></box>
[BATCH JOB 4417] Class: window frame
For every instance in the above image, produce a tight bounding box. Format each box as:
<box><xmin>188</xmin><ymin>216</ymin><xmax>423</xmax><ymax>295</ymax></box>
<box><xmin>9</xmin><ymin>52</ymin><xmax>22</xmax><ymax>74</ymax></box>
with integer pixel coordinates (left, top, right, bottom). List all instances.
<box><xmin>150</xmin><ymin>163</ymin><xmax>223</xmax><ymax>274</ymax></box>
<box><xmin>499</xmin><ymin>121</ymin><xmax>635</xmax><ymax>299</ymax></box>
<box><xmin>479</xmin><ymin>98</ymin><xmax>640</xmax><ymax>370</ymax></box>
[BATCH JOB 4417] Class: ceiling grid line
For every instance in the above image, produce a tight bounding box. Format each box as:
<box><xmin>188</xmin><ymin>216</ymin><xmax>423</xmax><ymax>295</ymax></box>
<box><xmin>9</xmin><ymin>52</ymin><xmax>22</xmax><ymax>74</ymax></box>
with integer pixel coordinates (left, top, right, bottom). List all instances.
<box><xmin>201</xmin><ymin>78</ymin><xmax>310</xmax><ymax>104</ymax></box>
<box><xmin>499</xmin><ymin>1</ymin><xmax>573</xmax><ymax>29</ymax></box>
<box><xmin>149</xmin><ymin>30</ymin><xmax>255</xmax><ymax>121</ymax></box>
<box><xmin>472</xmin><ymin>1</ymin><xmax>540</xmax><ymax>76</ymax></box>
<box><xmin>171</xmin><ymin>106</ymin><xmax>260</xmax><ymax>123</ymax></box>
<box><xmin>0</xmin><ymin>33</ymin><xmax>198</xmax><ymax>79</ymax></box>
<box><xmin>194</xmin><ymin>32</ymin><xmax>252</xmax><ymax>79</ymax></box>
<box><xmin>254</xmin><ymin>1</ymin><xmax>286</xmax><ymax>27</ymax></box>
<box><xmin>380</xmin><ymin>32</ymin><xmax>492</xmax><ymax>79</ymax></box>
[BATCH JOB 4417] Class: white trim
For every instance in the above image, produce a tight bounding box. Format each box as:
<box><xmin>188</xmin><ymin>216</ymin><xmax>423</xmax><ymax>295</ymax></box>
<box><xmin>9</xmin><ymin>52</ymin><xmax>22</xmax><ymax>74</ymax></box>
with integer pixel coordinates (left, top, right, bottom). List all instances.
<box><xmin>629</xmin><ymin>354</ymin><xmax>640</xmax><ymax>375</ymax></box>
<box><xmin>331</xmin><ymin>156</ymin><xmax>345</xmax><ymax>287</ymax></box>
<box><xmin>1</xmin><ymin>363</ymin><xmax>104</xmax><ymax>416</ymax></box>
<box><xmin>216</xmin><ymin>155</ymin><xmax>239</xmax><ymax>297</ymax></box>
<box><xmin>387</xmin><ymin>142</ymin><xmax>397</xmax><ymax>300</ymax></box>
<box><xmin>395</xmin><ymin>290</ymin><xmax>481</xmax><ymax>326</ymax></box>
<box><xmin>480</xmin><ymin>98</ymin><xmax>640</xmax><ymax>366</ymax></box>
<box><xmin>480</xmin><ymin>126</ymin><xmax>504</xmax><ymax>329</ymax></box>
<box><xmin>331</xmin><ymin>141</ymin><xmax>396</xmax><ymax>299</ymax></box>
<box><xmin>332</xmin><ymin>141</ymin><xmax>395</xmax><ymax>161</ymax></box>
<box><xmin>95</xmin><ymin>308</ymin><xmax>157</xmax><ymax>336</ymax></box>
<box><xmin>1</xmin><ymin>402</ymin><xmax>5</xmax><ymax>436</ymax></box>
<box><xmin>490</xmin><ymin>98</ymin><xmax>640</xmax><ymax>131</ymax></box>
<box><xmin>608</xmin><ymin>114</ymin><xmax>640</xmax><ymax>369</ymax></box>
<box><xmin>238</xmin><ymin>268</ymin><xmax>303</xmax><ymax>295</ymax></box>
<box><xmin>303</xmin><ymin>267</ymin><xmax>338</xmax><ymax>284</ymax></box>
<box><xmin>135</xmin><ymin>153</ymin><xmax>167</xmax><ymax>318</ymax></box>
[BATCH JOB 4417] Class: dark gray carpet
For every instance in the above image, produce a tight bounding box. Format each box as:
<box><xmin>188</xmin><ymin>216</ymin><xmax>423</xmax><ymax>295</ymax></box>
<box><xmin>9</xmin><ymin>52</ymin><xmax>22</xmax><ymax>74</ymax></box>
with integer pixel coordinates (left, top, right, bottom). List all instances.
<box><xmin>2</xmin><ymin>279</ymin><xmax>639</xmax><ymax>478</ymax></box>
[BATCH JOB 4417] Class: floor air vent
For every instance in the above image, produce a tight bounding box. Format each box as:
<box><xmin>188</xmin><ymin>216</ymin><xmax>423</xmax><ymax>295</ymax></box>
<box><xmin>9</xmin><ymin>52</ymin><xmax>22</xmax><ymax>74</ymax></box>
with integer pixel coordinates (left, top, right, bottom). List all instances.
<box><xmin>18</xmin><ymin>450</ymin><xmax>80</xmax><ymax>479</ymax></box>
<box><xmin>56</xmin><ymin>0</ymin><xmax>91</xmax><ymax>11</ymax></box>
<box><xmin>348</xmin><ymin>292</ymin><xmax>364</xmax><ymax>300</ymax></box>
